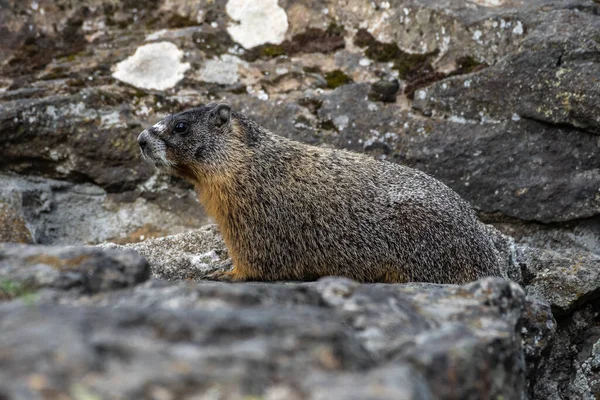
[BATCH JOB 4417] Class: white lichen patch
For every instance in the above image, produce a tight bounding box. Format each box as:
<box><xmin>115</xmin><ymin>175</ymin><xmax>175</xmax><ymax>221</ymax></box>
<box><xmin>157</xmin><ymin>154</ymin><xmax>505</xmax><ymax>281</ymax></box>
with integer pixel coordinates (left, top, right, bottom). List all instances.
<box><xmin>246</xmin><ymin>86</ymin><xmax>269</xmax><ymax>101</ymax></box>
<box><xmin>333</xmin><ymin>115</ymin><xmax>350</xmax><ymax>131</ymax></box>
<box><xmin>100</xmin><ymin>111</ymin><xmax>126</xmax><ymax>128</ymax></box>
<box><xmin>112</xmin><ymin>42</ymin><xmax>190</xmax><ymax>91</ymax></box>
<box><xmin>226</xmin><ymin>0</ymin><xmax>288</xmax><ymax>49</ymax></box>
<box><xmin>190</xmin><ymin>250</ymin><xmax>221</xmax><ymax>270</ymax></box>
<box><xmin>512</xmin><ymin>21</ymin><xmax>524</xmax><ymax>35</ymax></box>
<box><xmin>199</xmin><ymin>54</ymin><xmax>246</xmax><ymax>85</ymax></box>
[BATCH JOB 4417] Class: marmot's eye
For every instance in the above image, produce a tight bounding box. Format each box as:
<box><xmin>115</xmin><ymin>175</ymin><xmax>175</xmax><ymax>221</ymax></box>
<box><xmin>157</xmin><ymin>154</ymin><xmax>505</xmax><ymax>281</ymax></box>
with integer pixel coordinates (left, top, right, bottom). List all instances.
<box><xmin>174</xmin><ymin>122</ymin><xmax>188</xmax><ymax>133</ymax></box>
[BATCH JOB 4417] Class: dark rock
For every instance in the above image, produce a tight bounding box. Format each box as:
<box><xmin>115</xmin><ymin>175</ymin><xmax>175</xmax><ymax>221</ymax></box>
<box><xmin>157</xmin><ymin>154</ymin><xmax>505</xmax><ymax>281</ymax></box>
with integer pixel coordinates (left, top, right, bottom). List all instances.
<box><xmin>528</xmin><ymin>300</ymin><xmax>600</xmax><ymax>400</ymax></box>
<box><xmin>0</xmin><ymin>173</ymin><xmax>208</xmax><ymax>245</ymax></box>
<box><xmin>0</xmin><ymin>92</ymin><xmax>152</xmax><ymax>192</ymax></box>
<box><xmin>368</xmin><ymin>79</ymin><xmax>400</xmax><ymax>103</ymax></box>
<box><xmin>413</xmin><ymin>10</ymin><xmax>600</xmax><ymax>135</ymax></box>
<box><xmin>0</xmin><ymin>244</ymin><xmax>150</xmax><ymax>296</ymax></box>
<box><xmin>0</xmin><ymin>277</ymin><xmax>545</xmax><ymax>400</ymax></box>
<box><xmin>1</xmin><ymin>1</ymin><xmax>600</xmax><ymax>398</ymax></box>
<box><xmin>324</xmin><ymin>69</ymin><xmax>353</xmax><ymax>89</ymax></box>
<box><xmin>289</xmin><ymin>83</ymin><xmax>599</xmax><ymax>223</ymax></box>
<box><xmin>518</xmin><ymin>246</ymin><xmax>600</xmax><ymax>315</ymax></box>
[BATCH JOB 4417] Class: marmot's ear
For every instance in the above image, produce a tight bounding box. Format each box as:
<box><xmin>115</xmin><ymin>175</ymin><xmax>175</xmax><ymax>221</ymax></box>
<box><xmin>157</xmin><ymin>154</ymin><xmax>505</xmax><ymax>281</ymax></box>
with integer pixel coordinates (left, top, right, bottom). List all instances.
<box><xmin>212</xmin><ymin>103</ymin><xmax>231</xmax><ymax>127</ymax></box>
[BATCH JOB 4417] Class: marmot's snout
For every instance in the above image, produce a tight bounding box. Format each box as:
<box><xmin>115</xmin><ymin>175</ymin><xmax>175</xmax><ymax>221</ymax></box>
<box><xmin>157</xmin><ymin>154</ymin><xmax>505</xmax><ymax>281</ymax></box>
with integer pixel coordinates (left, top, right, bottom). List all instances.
<box><xmin>137</xmin><ymin>123</ymin><xmax>171</xmax><ymax>169</ymax></box>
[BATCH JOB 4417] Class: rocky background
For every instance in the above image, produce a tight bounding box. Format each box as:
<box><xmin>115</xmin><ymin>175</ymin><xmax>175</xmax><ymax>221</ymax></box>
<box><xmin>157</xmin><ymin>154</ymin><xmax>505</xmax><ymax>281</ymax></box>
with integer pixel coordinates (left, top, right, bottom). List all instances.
<box><xmin>1</xmin><ymin>0</ymin><xmax>599</xmax><ymax>399</ymax></box>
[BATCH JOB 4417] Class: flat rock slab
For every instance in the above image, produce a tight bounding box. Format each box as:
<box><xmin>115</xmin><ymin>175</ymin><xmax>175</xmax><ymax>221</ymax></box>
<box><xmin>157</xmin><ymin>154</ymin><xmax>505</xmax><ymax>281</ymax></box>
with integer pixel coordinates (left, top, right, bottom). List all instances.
<box><xmin>100</xmin><ymin>224</ymin><xmax>230</xmax><ymax>280</ymax></box>
<box><xmin>0</xmin><ymin>277</ymin><xmax>554</xmax><ymax>400</ymax></box>
<box><xmin>0</xmin><ymin>243</ymin><xmax>150</xmax><ymax>297</ymax></box>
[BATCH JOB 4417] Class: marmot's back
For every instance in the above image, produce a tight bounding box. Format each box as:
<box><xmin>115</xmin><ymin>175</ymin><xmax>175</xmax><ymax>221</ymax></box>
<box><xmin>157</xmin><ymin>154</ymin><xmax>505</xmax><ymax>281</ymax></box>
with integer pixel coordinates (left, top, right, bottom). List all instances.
<box><xmin>231</xmin><ymin>137</ymin><xmax>503</xmax><ymax>284</ymax></box>
<box><xmin>137</xmin><ymin>104</ymin><xmax>504</xmax><ymax>283</ymax></box>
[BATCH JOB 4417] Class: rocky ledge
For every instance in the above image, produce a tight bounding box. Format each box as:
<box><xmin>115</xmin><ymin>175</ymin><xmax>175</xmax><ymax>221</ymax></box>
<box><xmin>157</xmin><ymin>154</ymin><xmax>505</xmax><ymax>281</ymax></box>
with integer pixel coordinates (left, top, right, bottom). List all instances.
<box><xmin>2</xmin><ymin>0</ymin><xmax>600</xmax><ymax>398</ymax></box>
<box><xmin>0</xmin><ymin>238</ymin><xmax>551</xmax><ymax>400</ymax></box>
<box><xmin>0</xmin><ymin>226</ymin><xmax>598</xmax><ymax>399</ymax></box>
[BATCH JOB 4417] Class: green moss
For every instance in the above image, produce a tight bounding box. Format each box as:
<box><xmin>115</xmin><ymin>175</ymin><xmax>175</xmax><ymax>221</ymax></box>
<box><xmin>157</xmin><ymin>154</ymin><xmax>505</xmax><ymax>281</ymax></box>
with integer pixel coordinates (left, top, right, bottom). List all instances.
<box><xmin>0</xmin><ymin>280</ymin><xmax>34</xmax><ymax>301</ymax></box>
<box><xmin>456</xmin><ymin>55</ymin><xmax>484</xmax><ymax>74</ymax></box>
<box><xmin>131</xmin><ymin>88</ymin><xmax>149</xmax><ymax>98</ymax></box>
<box><xmin>166</xmin><ymin>14</ymin><xmax>198</xmax><ymax>28</ymax></box>
<box><xmin>260</xmin><ymin>44</ymin><xmax>286</xmax><ymax>58</ymax></box>
<box><xmin>318</xmin><ymin>119</ymin><xmax>338</xmax><ymax>132</ymax></box>
<box><xmin>326</xmin><ymin>22</ymin><xmax>345</xmax><ymax>36</ymax></box>
<box><xmin>303</xmin><ymin>66</ymin><xmax>322</xmax><ymax>74</ymax></box>
<box><xmin>393</xmin><ymin>53</ymin><xmax>430</xmax><ymax>79</ymax></box>
<box><xmin>324</xmin><ymin>70</ymin><xmax>352</xmax><ymax>89</ymax></box>
<box><xmin>365</xmin><ymin>42</ymin><xmax>400</xmax><ymax>62</ymax></box>
<box><xmin>67</xmin><ymin>78</ymin><xmax>86</xmax><ymax>88</ymax></box>
<box><xmin>298</xmin><ymin>97</ymin><xmax>323</xmax><ymax>115</ymax></box>
<box><xmin>42</xmin><ymin>67</ymin><xmax>69</xmax><ymax>80</ymax></box>
<box><xmin>355</xmin><ymin>28</ymin><xmax>439</xmax><ymax>81</ymax></box>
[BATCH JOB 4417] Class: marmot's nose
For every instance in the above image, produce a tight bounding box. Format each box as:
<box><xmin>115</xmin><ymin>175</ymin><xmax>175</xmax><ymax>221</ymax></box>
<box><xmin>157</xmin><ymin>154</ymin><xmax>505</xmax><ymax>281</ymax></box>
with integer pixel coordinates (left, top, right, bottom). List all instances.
<box><xmin>138</xmin><ymin>132</ymin><xmax>148</xmax><ymax>150</ymax></box>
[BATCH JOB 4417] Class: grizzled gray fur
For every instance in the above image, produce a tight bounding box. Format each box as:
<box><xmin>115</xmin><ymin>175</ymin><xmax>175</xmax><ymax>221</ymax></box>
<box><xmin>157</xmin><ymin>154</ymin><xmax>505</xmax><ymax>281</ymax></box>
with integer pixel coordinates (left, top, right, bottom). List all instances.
<box><xmin>137</xmin><ymin>103</ymin><xmax>504</xmax><ymax>283</ymax></box>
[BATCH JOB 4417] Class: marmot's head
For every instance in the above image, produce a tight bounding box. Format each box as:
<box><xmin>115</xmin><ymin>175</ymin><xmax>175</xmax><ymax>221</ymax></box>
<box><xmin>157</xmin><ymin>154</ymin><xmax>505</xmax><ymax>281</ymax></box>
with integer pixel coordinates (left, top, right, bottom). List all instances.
<box><xmin>138</xmin><ymin>103</ymin><xmax>243</xmax><ymax>181</ymax></box>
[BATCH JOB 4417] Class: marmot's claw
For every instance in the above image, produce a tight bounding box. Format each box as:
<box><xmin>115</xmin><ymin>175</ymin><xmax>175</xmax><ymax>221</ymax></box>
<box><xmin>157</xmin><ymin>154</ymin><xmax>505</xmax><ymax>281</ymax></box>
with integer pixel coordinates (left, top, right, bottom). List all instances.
<box><xmin>205</xmin><ymin>269</ymin><xmax>235</xmax><ymax>282</ymax></box>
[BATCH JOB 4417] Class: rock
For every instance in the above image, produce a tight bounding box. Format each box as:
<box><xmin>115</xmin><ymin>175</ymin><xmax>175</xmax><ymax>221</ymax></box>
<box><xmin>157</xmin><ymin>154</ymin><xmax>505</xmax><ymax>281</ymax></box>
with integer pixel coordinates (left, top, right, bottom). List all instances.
<box><xmin>307</xmin><ymin>84</ymin><xmax>600</xmax><ymax>223</ymax></box>
<box><xmin>413</xmin><ymin>10</ymin><xmax>600</xmax><ymax>135</ymax></box>
<box><xmin>0</xmin><ymin>276</ymin><xmax>549</xmax><ymax>400</ymax></box>
<box><xmin>0</xmin><ymin>244</ymin><xmax>150</xmax><ymax>296</ymax></box>
<box><xmin>198</xmin><ymin>54</ymin><xmax>247</xmax><ymax>85</ymax></box>
<box><xmin>368</xmin><ymin>79</ymin><xmax>400</xmax><ymax>103</ymax></box>
<box><xmin>0</xmin><ymin>92</ymin><xmax>153</xmax><ymax>192</ymax></box>
<box><xmin>518</xmin><ymin>246</ymin><xmax>600</xmax><ymax>315</ymax></box>
<box><xmin>1</xmin><ymin>0</ymin><xmax>600</xmax><ymax>397</ymax></box>
<box><xmin>528</xmin><ymin>301</ymin><xmax>600</xmax><ymax>400</ymax></box>
<box><xmin>491</xmin><ymin>216</ymin><xmax>600</xmax><ymax>256</ymax></box>
<box><xmin>0</xmin><ymin>173</ymin><xmax>207</xmax><ymax>245</ymax></box>
<box><xmin>100</xmin><ymin>224</ymin><xmax>229</xmax><ymax>280</ymax></box>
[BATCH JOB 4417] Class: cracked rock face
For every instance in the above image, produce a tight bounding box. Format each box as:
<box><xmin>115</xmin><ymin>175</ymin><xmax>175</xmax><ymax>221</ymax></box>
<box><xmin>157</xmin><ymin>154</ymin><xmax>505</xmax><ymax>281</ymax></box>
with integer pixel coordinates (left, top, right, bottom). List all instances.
<box><xmin>1</xmin><ymin>0</ymin><xmax>600</xmax><ymax>398</ymax></box>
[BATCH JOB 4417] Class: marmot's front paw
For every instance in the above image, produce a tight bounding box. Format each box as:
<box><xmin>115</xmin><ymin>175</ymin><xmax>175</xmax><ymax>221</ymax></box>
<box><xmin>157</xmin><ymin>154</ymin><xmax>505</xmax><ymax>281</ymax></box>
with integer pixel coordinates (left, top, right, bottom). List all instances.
<box><xmin>205</xmin><ymin>269</ymin><xmax>236</xmax><ymax>282</ymax></box>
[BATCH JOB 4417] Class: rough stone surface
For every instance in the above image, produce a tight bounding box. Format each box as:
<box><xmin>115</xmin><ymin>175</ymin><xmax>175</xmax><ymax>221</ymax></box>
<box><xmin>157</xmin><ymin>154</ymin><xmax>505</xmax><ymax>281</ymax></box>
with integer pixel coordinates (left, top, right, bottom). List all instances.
<box><xmin>1</xmin><ymin>0</ymin><xmax>599</xmax><ymax>231</ymax></box>
<box><xmin>0</xmin><ymin>173</ymin><xmax>208</xmax><ymax>245</ymax></box>
<box><xmin>528</xmin><ymin>301</ymin><xmax>600</xmax><ymax>400</ymax></box>
<box><xmin>0</xmin><ymin>276</ymin><xmax>550</xmax><ymax>400</ymax></box>
<box><xmin>0</xmin><ymin>243</ymin><xmax>150</xmax><ymax>296</ymax></box>
<box><xmin>1</xmin><ymin>0</ymin><xmax>600</xmax><ymax>398</ymax></box>
<box><xmin>518</xmin><ymin>246</ymin><xmax>600</xmax><ymax>316</ymax></box>
<box><xmin>100</xmin><ymin>224</ymin><xmax>229</xmax><ymax>280</ymax></box>
<box><xmin>369</xmin><ymin>79</ymin><xmax>400</xmax><ymax>103</ymax></box>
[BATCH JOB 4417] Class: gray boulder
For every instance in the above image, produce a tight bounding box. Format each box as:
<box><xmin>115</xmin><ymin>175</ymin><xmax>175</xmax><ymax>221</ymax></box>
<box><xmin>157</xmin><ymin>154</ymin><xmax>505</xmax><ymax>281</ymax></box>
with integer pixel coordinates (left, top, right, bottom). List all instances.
<box><xmin>0</xmin><ymin>243</ymin><xmax>150</xmax><ymax>297</ymax></box>
<box><xmin>0</xmin><ymin>276</ymin><xmax>552</xmax><ymax>400</ymax></box>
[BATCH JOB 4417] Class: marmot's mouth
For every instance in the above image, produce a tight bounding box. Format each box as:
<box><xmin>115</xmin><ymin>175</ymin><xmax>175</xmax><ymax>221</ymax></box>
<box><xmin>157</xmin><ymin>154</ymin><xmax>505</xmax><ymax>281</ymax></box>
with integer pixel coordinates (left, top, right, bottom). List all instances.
<box><xmin>140</xmin><ymin>148</ymin><xmax>170</xmax><ymax>170</ymax></box>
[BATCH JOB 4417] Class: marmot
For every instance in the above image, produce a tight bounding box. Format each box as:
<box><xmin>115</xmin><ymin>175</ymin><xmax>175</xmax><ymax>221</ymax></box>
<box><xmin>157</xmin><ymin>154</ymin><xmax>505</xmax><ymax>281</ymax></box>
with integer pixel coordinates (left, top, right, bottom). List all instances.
<box><xmin>137</xmin><ymin>103</ymin><xmax>504</xmax><ymax>284</ymax></box>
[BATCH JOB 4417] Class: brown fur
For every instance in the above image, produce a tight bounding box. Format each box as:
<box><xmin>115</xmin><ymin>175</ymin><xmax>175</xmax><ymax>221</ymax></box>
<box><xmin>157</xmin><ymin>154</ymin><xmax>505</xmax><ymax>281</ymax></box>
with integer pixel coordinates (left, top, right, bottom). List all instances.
<box><xmin>137</xmin><ymin>104</ymin><xmax>505</xmax><ymax>284</ymax></box>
